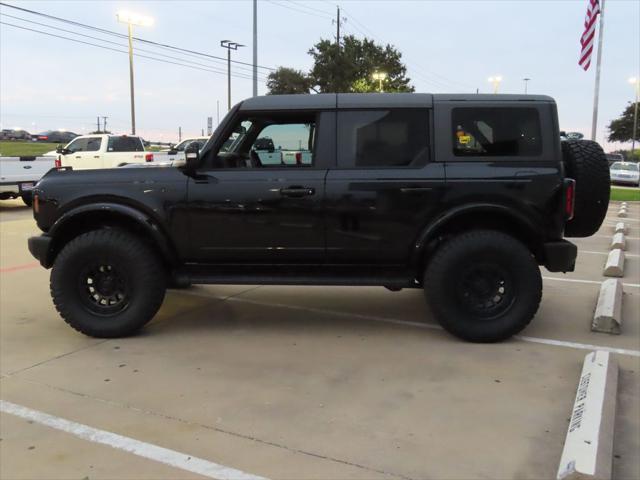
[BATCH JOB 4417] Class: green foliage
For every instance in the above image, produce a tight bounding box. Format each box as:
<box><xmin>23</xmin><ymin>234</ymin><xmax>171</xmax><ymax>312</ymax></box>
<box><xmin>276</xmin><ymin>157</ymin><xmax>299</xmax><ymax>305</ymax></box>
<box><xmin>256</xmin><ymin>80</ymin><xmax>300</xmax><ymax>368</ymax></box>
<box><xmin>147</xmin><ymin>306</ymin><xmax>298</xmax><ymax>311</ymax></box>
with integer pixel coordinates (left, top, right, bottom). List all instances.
<box><xmin>607</xmin><ymin>102</ymin><xmax>639</xmax><ymax>143</ymax></box>
<box><xmin>307</xmin><ymin>35</ymin><xmax>414</xmax><ymax>93</ymax></box>
<box><xmin>266</xmin><ymin>67</ymin><xmax>312</xmax><ymax>95</ymax></box>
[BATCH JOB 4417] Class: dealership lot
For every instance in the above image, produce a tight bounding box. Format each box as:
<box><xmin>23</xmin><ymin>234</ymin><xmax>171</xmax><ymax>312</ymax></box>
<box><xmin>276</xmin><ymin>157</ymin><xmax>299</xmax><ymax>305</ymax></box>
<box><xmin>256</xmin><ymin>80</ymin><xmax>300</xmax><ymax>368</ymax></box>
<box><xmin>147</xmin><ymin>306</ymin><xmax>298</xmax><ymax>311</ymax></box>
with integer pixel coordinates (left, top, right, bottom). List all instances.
<box><xmin>1</xmin><ymin>199</ymin><xmax>639</xmax><ymax>479</ymax></box>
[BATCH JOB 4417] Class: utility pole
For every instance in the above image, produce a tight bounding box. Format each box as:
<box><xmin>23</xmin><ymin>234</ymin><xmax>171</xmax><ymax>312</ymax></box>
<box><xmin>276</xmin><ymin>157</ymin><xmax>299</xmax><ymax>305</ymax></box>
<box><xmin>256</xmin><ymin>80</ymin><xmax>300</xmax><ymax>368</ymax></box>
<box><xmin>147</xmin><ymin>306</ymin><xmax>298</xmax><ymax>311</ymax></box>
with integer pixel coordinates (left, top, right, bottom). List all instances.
<box><xmin>178</xmin><ymin>126</ymin><xmax>182</xmax><ymax>142</ymax></box>
<box><xmin>217</xmin><ymin>101</ymin><xmax>220</xmax><ymax>125</ymax></box>
<box><xmin>221</xmin><ymin>40</ymin><xmax>245</xmax><ymax>110</ymax></box>
<box><xmin>102</xmin><ymin>116</ymin><xmax>108</xmax><ymax>133</ymax></box>
<box><xmin>523</xmin><ymin>78</ymin><xmax>530</xmax><ymax>94</ymax></box>
<box><xmin>252</xmin><ymin>0</ymin><xmax>258</xmax><ymax>97</ymax></box>
<box><xmin>333</xmin><ymin>6</ymin><xmax>345</xmax><ymax>47</ymax></box>
<box><xmin>96</xmin><ymin>116</ymin><xmax>101</xmax><ymax>133</ymax></box>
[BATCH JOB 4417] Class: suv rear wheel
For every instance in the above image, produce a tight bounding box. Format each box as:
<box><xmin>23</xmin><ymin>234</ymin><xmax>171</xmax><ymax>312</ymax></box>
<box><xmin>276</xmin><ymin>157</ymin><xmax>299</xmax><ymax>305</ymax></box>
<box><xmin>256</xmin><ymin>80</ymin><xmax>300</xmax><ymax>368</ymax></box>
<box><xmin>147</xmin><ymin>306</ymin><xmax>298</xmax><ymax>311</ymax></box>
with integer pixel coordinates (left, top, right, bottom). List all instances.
<box><xmin>423</xmin><ymin>230</ymin><xmax>542</xmax><ymax>342</ymax></box>
<box><xmin>50</xmin><ymin>229</ymin><xmax>166</xmax><ymax>338</ymax></box>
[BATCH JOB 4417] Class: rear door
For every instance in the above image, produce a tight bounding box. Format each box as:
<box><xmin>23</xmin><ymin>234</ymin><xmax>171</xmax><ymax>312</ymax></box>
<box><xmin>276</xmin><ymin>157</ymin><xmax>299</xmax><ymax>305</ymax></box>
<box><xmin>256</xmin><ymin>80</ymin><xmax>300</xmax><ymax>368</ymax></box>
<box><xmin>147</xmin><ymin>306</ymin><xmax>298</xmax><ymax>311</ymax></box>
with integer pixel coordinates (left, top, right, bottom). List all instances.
<box><xmin>325</xmin><ymin>104</ymin><xmax>446</xmax><ymax>265</ymax></box>
<box><xmin>60</xmin><ymin>136</ymin><xmax>103</xmax><ymax>170</ymax></box>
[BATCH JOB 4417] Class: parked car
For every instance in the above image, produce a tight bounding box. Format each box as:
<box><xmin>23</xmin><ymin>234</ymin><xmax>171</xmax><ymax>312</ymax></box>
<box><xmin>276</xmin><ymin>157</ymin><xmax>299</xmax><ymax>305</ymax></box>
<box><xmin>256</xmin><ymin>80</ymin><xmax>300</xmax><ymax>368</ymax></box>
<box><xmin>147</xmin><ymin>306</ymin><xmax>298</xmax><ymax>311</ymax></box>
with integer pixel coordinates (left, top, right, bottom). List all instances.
<box><xmin>28</xmin><ymin>93</ymin><xmax>609</xmax><ymax>342</ymax></box>
<box><xmin>0</xmin><ymin>155</ymin><xmax>55</xmax><ymax>205</ymax></box>
<box><xmin>610</xmin><ymin>161</ymin><xmax>640</xmax><ymax>186</ymax></box>
<box><xmin>0</xmin><ymin>129</ymin><xmax>32</xmax><ymax>141</ymax></box>
<box><xmin>605</xmin><ymin>153</ymin><xmax>624</xmax><ymax>166</ymax></box>
<box><xmin>34</xmin><ymin>130</ymin><xmax>79</xmax><ymax>143</ymax></box>
<box><xmin>46</xmin><ymin>134</ymin><xmax>154</xmax><ymax>169</ymax></box>
<box><xmin>157</xmin><ymin>137</ymin><xmax>209</xmax><ymax>164</ymax></box>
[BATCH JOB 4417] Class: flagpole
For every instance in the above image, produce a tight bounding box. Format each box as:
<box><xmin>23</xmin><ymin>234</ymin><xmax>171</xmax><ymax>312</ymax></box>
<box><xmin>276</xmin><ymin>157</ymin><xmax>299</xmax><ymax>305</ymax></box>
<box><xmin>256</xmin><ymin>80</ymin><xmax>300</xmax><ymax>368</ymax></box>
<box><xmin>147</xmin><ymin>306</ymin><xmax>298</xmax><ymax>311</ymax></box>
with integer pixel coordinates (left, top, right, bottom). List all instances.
<box><xmin>590</xmin><ymin>0</ymin><xmax>605</xmax><ymax>141</ymax></box>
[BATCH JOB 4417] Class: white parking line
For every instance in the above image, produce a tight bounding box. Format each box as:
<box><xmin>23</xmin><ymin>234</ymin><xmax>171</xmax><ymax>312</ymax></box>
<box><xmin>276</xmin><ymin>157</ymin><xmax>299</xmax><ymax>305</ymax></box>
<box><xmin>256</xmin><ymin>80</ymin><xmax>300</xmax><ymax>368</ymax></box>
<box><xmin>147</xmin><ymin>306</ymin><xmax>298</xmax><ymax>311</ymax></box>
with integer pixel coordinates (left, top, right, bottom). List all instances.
<box><xmin>593</xmin><ymin>235</ymin><xmax>640</xmax><ymax>241</ymax></box>
<box><xmin>581</xmin><ymin>250</ymin><xmax>640</xmax><ymax>258</ymax></box>
<box><xmin>0</xmin><ymin>400</ymin><xmax>267</xmax><ymax>480</ymax></box>
<box><xmin>542</xmin><ymin>276</ymin><xmax>640</xmax><ymax>289</ymax></box>
<box><xmin>178</xmin><ymin>291</ymin><xmax>640</xmax><ymax>358</ymax></box>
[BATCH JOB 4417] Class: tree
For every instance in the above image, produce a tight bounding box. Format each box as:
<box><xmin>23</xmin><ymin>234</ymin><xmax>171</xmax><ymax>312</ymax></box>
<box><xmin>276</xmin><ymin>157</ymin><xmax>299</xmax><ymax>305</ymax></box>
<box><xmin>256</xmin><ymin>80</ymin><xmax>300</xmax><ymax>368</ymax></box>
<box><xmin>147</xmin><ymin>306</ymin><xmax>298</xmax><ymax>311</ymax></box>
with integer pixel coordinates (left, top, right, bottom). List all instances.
<box><xmin>607</xmin><ymin>102</ymin><xmax>639</xmax><ymax>143</ymax></box>
<box><xmin>307</xmin><ymin>35</ymin><xmax>414</xmax><ymax>93</ymax></box>
<box><xmin>266</xmin><ymin>67</ymin><xmax>312</xmax><ymax>95</ymax></box>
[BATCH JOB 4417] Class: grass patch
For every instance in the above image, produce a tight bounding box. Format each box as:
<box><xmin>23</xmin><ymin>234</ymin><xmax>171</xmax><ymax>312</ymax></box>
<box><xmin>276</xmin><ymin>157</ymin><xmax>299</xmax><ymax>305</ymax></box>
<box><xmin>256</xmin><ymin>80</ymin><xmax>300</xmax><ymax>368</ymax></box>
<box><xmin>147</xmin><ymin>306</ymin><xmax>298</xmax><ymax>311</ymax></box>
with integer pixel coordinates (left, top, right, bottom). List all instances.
<box><xmin>611</xmin><ymin>187</ymin><xmax>640</xmax><ymax>202</ymax></box>
<box><xmin>0</xmin><ymin>141</ymin><xmax>58</xmax><ymax>156</ymax></box>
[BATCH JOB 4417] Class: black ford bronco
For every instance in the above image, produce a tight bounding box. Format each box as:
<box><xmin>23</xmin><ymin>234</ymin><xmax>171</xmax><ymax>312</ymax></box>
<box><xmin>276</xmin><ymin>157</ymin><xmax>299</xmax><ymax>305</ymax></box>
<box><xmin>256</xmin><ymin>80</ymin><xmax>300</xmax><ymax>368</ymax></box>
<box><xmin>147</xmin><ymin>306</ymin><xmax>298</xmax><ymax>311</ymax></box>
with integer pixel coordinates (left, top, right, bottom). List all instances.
<box><xmin>28</xmin><ymin>94</ymin><xmax>610</xmax><ymax>342</ymax></box>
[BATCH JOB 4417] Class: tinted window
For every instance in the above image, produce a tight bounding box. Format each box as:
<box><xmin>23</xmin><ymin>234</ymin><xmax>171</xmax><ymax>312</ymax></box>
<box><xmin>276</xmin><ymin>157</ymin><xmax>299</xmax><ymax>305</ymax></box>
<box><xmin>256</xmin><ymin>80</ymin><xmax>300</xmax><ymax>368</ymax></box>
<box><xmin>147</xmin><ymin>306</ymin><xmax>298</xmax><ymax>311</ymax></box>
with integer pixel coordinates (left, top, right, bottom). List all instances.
<box><xmin>252</xmin><ymin>123</ymin><xmax>314</xmax><ymax>166</ymax></box>
<box><xmin>337</xmin><ymin>110</ymin><xmax>429</xmax><ymax>168</ymax></box>
<box><xmin>66</xmin><ymin>137</ymin><xmax>102</xmax><ymax>153</ymax></box>
<box><xmin>107</xmin><ymin>136</ymin><xmax>144</xmax><ymax>152</ymax></box>
<box><xmin>452</xmin><ymin>108</ymin><xmax>542</xmax><ymax>156</ymax></box>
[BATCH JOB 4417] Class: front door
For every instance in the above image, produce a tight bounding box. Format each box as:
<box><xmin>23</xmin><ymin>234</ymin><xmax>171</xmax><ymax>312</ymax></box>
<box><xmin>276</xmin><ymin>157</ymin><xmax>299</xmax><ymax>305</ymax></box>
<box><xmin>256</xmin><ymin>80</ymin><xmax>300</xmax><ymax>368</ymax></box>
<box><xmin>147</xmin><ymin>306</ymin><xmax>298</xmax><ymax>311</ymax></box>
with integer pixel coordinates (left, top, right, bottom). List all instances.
<box><xmin>187</xmin><ymin>111</ymin><xmax>334</xmax><ymax>265</ymax></box>
<box><xmin>61</xmin><ymin>136</ymin><xmax>103</xmax><ymax>170</ymax></box>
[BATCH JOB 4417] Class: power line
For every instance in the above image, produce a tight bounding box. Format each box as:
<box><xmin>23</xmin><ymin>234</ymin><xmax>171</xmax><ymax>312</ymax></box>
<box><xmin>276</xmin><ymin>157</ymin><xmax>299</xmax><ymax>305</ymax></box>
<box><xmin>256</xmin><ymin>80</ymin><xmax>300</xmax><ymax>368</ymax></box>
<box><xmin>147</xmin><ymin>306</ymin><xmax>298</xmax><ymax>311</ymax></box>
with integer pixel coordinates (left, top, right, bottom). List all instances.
<box><xmin>1</xmin><ymin>12</ymin><xmax>269</xmax><ymax>80</ymax></box>
<box><xmin>0</xmin><ymin>21</ymin><xmax>267</xmax><ymax>82</ymax></box>
<box><xmin>265</xmin><ymin>0</ymin><xmax>334</xmax><ymax>21</ymax></box>
<box><xmin>0</xmin><ymin>2</ymin><xmax>276</xmax><ymax>72</ymax></box>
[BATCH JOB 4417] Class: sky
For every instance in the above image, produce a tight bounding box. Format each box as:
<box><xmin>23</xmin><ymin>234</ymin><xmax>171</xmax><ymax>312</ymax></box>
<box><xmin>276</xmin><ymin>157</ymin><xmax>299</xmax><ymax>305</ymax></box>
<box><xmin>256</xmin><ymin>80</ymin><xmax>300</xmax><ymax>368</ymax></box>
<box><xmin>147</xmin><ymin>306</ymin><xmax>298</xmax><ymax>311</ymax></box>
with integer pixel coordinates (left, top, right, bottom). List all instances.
<box><xmin>1</xmin><ymin>0</ymin><xmax>639</xmax><ymax>150</ymax></box>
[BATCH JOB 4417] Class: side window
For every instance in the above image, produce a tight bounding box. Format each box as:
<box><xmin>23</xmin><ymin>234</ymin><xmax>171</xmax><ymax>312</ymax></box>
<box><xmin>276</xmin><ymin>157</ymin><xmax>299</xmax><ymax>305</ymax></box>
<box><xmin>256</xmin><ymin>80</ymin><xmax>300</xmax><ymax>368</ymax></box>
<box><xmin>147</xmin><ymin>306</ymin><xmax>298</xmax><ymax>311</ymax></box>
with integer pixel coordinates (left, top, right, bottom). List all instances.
<box><xmin>452</xmin><ymin>108</ymin><xmax>542</xmax><ymax>156</ymax></box>
<box><xmin>337</xmin><ymin>110</ymin><xmax>429</xmax><ymax>168</ymax></box>
<box><xmin>252</xmin><ymin>123</ymin><xmax>314</xmax><ymax>166</ymax></box>
<box><xmin>107</xmin><ymin>136</ymin><xmax>144</xmax><ymax>152</ymax></box>
<box><xmin>66</xmin><ymin>138</ymin><xmax>90</xmax><ymax>153</ymax></box>
<box><xmin>85</xmin><ymin>137</ymin><xmax>102</xmax><ymax>152</ymax></box>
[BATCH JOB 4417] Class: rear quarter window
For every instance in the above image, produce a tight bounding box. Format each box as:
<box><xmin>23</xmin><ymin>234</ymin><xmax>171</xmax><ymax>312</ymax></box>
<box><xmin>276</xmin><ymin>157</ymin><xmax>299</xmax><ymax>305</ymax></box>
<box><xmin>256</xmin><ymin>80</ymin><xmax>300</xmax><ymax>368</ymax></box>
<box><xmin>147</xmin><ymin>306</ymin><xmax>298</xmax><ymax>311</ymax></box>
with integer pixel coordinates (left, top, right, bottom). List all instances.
<box><xmin>107</xmin><ymin>136</ymin><xmax>144</xmax><ymax>152</ymax></box>
<box><xmin>452</xmin><ymin>107</ymin><xmax>542</xmax><ymax>157</ymax></box>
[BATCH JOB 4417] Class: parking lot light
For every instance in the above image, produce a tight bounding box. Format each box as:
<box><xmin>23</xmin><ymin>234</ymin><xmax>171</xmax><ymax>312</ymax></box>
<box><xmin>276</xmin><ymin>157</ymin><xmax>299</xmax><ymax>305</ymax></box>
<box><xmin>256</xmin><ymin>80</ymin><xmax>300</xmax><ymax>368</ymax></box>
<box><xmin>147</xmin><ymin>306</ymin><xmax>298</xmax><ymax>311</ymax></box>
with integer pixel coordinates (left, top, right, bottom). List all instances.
<box><xmin>488</xmin><ymin>76</ymin><xmax>503</xmax><ymax>94</ymax></box>
<box><xmin>117</xmin><ymin>10</ymin><xmax>154</xmax><ymax>135</ymax></box>
<box><xmin>372</xmin><ymin>71</ymin><xmax>388</xmax><ymax>92</ymax></box>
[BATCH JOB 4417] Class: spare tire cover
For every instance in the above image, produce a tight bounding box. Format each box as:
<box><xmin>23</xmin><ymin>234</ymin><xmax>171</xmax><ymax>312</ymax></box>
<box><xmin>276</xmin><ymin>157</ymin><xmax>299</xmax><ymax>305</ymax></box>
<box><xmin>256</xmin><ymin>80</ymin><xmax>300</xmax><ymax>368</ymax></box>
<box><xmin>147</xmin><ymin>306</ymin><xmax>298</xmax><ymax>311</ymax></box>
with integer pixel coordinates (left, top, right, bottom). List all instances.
<box><xmin>562</xmin><ymin>140</ymin><xmax>610</xmax><ymax>238</ymax></box>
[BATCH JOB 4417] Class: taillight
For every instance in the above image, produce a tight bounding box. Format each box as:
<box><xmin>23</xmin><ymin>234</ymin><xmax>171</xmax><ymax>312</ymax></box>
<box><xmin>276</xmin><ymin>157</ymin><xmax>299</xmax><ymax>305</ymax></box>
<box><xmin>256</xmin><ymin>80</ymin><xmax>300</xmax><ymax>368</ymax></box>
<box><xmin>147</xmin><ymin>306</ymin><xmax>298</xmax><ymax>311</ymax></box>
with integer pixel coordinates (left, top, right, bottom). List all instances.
<box><xmin>55</xmin><ymin>155</ymin><xmax>61</xmax><ymax>168</ymax></box>
<box><xmin>145</xmin><ymin>153</ymin><xmax>154</xmax><ymax>162</ymax></box>
<box><xmin>33</xmin><ymin>194</ymin><xmax>39</xmax><ymax>213</ymax></box>
<box><xmin>564</xmin><ymin>179</ymin><xmax>576</xmax><ymax>220</ymax></box>
<box><xmin>295</xmin><ymin>152</ymin><xmax>302</xmax><ymax>165</ymax></box>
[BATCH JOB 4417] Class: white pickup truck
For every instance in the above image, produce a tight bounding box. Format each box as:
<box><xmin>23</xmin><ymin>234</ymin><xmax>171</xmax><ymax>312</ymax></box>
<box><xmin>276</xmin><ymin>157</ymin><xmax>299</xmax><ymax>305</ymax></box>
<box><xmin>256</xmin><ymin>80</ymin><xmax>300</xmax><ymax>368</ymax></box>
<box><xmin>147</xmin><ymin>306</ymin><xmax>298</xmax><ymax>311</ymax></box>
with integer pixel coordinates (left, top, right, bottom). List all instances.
<box><xmin>0</xmin><ymin>156</ymin><xmax>55</xmax><ymax>206</ymax></box>
<box><xmin>46</xmin><ymin>134</ymin><xmax>155</xmax><ymax>169</ymax></box>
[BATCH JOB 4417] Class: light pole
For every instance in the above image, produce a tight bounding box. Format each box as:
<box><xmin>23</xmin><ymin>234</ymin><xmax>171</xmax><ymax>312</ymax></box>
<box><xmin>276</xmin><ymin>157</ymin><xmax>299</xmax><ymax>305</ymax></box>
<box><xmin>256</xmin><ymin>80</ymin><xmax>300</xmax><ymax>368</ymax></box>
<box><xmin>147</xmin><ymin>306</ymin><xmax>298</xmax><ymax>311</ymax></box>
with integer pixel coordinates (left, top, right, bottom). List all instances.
<box><xmin>221</xmin><ymin>40</ymin><xmax>245</xmax><ymax>110</ymax></box>
<box><xmin>117</xmin><ymin>11</ymin><xmax>153</xmax><ymax>135</ymax></box>
<box><xmin>629</xmin><ymin>77</ymin><xmax>639</xmax><ymax>158</ymax></box>
<box><xmin>523</xmin><ymin>77</ymin><xmax>531</xmax><ymax>94</ymax></box>
<box><xmin>372</xmin><ymin>71</ymin><xmax>388</xmax><ymax>92</ymax></box>
<box><xmin>488</xmin><ymin>76</ymin><xmax>502</xmax><ymax>94</ymax></box>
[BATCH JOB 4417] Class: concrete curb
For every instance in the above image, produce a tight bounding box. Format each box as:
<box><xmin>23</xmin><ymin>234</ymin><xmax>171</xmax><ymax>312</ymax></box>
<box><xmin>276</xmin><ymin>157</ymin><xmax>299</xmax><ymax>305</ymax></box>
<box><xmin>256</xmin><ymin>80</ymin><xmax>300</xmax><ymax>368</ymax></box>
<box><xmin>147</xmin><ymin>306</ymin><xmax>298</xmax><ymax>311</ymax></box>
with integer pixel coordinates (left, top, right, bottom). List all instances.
<box><xmin>610</xmin><ymin>233</ymin><xmax>626</xmax><ymax>251</ymax></box>
<box><xmin>614</xmin><ymin>222</ymin><xmax>628</xmax><ymax>235</ymax></box>
<box><xmin>592</xmin><ymin>279</ymin><xmax>623</xmax><ymax>334</ymax></box>
<box><xmin>603</xmin><ymin>249</ymin><xmax>625</xmax><ymax>278</ymax></box>
<box><xmin>557</xmin><ymin>351</ymin><xmax>618</xmax><ymax>480</ymax></box>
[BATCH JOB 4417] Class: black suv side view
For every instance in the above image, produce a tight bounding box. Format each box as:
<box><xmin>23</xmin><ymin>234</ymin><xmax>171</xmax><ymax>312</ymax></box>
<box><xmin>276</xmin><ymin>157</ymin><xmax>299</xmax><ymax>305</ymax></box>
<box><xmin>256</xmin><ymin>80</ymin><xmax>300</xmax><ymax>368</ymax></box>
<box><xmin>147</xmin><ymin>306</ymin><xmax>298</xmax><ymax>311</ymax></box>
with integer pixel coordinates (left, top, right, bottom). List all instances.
<box><xmin>28</xmin><ymin>93</ymin><xmax>610</xmax><ymax>342</ymax></box>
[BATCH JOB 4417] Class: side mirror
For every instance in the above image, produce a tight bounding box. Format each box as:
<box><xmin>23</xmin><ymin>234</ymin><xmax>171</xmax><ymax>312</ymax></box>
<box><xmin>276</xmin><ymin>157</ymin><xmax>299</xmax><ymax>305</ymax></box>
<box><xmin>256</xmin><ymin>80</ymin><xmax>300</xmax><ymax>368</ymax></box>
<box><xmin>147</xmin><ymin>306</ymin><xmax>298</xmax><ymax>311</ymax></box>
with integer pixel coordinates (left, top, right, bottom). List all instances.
<box><xmin>184</xmin><ymin>142</ymin><xmax>200</xmax><ymax>171</ymax></box>
<box><xmin>55</xmin><ymin>144</ymin><xmax>66</xmax><ymax>154</ymax></box>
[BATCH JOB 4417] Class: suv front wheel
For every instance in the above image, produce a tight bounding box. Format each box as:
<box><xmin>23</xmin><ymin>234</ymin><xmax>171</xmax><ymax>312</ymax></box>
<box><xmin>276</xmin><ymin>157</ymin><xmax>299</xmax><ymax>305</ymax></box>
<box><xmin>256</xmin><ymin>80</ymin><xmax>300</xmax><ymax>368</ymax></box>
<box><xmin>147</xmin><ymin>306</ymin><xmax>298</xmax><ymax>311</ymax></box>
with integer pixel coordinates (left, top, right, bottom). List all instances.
<box><xmin>50</xmin><ymin>229</ymin><xmax>167</xmax><ymax>338</ymax></box>
<box><xmin>423</xmin><ymin>230</ymin><xmax>542</xmax><ymax>342</ymax></box>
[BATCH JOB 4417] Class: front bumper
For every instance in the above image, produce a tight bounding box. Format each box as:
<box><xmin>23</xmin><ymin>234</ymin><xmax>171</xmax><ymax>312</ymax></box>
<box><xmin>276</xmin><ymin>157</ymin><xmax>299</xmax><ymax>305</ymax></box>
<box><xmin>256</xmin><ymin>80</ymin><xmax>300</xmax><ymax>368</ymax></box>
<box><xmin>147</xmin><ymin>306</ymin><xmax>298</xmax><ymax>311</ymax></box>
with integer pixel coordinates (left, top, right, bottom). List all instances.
<box><xmin>28</xmin><ymin>234</ymin><xmax>53</xmax><ymax>268</ymax></box>
<box><xmin>543</xmin><ymin>240</ymin><xmax>577</xmax><ymax>272</ymax></box>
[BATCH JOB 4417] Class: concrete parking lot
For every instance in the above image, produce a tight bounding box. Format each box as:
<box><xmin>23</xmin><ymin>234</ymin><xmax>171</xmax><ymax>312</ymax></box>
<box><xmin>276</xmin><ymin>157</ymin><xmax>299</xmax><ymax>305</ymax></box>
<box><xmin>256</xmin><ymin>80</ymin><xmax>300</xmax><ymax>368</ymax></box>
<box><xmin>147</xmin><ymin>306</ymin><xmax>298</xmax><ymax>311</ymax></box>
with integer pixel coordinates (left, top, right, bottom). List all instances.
<box><xmin>1</xmin><ymin>199</ymin><xmax>639</xmax><ymax>480</ymax></box>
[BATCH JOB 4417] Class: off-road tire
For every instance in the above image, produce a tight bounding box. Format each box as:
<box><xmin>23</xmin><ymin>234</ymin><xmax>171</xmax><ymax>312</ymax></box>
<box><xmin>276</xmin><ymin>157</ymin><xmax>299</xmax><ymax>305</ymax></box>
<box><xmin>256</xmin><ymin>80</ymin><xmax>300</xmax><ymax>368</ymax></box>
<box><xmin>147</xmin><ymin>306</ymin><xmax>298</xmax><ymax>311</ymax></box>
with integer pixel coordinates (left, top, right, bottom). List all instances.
<box><xmin>21</xmin><ymin>192</ymin><xmax>32</xmax><ymax>207</ymax></box>
<box><xmin>562</xmin><ymin>140</ymin><xmax>610</xmax><ymax>237</ymax></box>
<box><xmin>50</xmin><ymin>229</ymin><xmax>166</xmax><ymax>338</ymax></box>
<box><xmin>423</xmin><ymin>230</ymin><xmax>542</xmax><ymax>343</ymax></box>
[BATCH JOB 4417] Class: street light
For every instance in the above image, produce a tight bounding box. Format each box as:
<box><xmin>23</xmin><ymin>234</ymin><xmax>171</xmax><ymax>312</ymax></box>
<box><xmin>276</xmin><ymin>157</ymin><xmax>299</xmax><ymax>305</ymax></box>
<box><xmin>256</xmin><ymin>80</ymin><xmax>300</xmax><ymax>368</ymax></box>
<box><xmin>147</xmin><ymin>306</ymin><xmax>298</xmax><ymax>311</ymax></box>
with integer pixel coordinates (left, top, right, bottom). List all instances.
<box><xmin>488</xmin><ymin>76</ymin><xmax>502</xmax><ymax>94</ymax></box>
<box><xmin>372</xmin><ymin>71</ymin><xmax>388</xmax><ymax>92</ymax></box>
<box><xmin>221</xmin><ymin>40</ymin><xmax>245</xmax><ymax>110</ymax></box>
<box><xmin>117</xmin><ymin>10</ymin><xmax>154</xmax><ymax>135</ymax></box>
<box><xmin>523</xmin><ymin>77</ymin><xmax>531</xmax><ymax>94</ymax></box>
<box><xmin>629</xmin><ymin>77</ymin><xmax>639</xmax><ymax>158</ymax></box>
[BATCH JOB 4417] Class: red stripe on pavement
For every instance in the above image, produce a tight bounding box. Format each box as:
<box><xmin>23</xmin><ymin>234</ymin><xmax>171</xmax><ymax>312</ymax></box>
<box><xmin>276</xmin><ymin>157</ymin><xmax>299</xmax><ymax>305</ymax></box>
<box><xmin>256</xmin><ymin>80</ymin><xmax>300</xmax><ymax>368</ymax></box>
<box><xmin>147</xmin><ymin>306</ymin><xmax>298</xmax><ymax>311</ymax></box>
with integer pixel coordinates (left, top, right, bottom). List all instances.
<box><xmin>0</xmin><ymin>262</ymin><xmax>40</xmax><ymax>273</ymax></box>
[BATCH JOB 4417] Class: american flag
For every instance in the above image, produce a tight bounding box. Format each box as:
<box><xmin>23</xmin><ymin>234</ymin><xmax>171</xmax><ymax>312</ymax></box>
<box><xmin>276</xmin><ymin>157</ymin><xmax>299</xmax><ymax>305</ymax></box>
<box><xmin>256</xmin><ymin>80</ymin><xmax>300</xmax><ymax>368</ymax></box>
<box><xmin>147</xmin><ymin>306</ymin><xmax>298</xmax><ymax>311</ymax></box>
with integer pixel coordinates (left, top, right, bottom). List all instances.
<box><xmin>579</xmin><ymin>0</ymin><xmax>601</xmax><ymax>71</ymax></box>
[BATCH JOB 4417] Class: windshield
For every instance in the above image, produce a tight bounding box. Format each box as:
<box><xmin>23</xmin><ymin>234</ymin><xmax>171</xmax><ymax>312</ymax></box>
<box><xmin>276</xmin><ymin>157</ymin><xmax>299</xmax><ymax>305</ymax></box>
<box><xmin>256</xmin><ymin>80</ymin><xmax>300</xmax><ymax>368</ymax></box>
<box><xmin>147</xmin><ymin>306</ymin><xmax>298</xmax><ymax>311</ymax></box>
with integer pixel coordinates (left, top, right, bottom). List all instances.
<box><xmin>611</xmin><ymin>162</ymin><xmax>639</xmax><ymax>172</ymax></box>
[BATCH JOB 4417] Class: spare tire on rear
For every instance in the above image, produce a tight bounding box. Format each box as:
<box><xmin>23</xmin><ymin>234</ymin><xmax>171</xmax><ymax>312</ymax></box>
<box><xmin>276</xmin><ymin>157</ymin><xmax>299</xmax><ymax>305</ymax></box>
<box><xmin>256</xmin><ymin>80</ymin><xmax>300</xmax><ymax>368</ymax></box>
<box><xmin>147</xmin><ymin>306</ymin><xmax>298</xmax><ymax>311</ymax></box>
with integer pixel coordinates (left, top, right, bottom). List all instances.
<box><xmin>562</xmin><ymin>140</ymin><xmax>610</xmax><ymax>237</ymax></box>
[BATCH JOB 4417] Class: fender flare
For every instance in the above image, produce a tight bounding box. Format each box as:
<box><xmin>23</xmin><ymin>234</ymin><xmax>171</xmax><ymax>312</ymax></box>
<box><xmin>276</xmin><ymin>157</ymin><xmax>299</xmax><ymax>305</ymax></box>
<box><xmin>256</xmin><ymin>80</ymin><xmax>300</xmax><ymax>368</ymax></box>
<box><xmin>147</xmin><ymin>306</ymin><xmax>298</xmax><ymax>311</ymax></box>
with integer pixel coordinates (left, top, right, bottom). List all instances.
<box><xmin>411</xmin><ymin>203</ymin><xmax>543</xmax><ymax>265</ymax></box>
<box><xmin>48</xmin><ymin>202</ymin><xmax>178</xmax><ymax>266</ymax></box>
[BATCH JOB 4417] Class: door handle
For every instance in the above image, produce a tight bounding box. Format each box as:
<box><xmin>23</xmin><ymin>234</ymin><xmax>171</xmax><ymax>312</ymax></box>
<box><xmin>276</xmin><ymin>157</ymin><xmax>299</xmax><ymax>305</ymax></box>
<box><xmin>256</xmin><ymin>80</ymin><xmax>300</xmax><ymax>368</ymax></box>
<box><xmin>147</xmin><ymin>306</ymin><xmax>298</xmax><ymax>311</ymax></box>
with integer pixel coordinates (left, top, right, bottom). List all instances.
<box><xmin>93</xmin><ymin>156</ymin><xmax>100</xmax><ymax>159</ymax></box>
<box><xmin>75</xmin><ymin>156</ymin><xmax>81</xmax><ymax>159</ymax></box>
<box><xmin>280</xmin><ymin>186</ymin><xmax>315</xmax><ymax>197</ymax></box>
<box><xmin>400</xmin><ymin>186</ymin><xmax>432</xmax><ymax>193</ymax></box>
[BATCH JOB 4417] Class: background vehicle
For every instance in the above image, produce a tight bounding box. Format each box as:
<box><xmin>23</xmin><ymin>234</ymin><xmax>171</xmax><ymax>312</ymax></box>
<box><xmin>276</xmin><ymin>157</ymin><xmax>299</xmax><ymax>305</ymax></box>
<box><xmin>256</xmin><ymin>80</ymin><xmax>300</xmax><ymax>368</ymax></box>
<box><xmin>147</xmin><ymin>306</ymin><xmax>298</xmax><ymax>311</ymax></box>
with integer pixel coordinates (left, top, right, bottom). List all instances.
<box><xmin>610</xmin><ymin>161</ymin><xmax>640</xmax><ymax>186</ymax></box>
<box><xmin>28</xmin><ymin>93</ymin><xmax>609</xmax><ymax>343</ymax></box>
<box><xmin>158</xmin><ymin>136</ymin><xmax>209</xmax><ymax>164</ymax></box>
<box><xmin>34</xmin><ymin>130</ymin><xmax>78</xmax><ymax>143</ymax></box>
<box><xmin>0</xmin><ymin>156</ymin><xmax>55</xmax><ymax>205</ymax></box>
<box><xmin>48</xmin><ymin>134</ymin><xmax>154</xmax><ymax>169</ymax></box>
<box><xmin>605</xmin><ymin>153</ymin><xmax>624</xmax><ymax>166</ymax></box>
<box><xmin>0</xmin><ymin>129</ymin><xmax>32</xmax><ymax>141</ymax></box>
